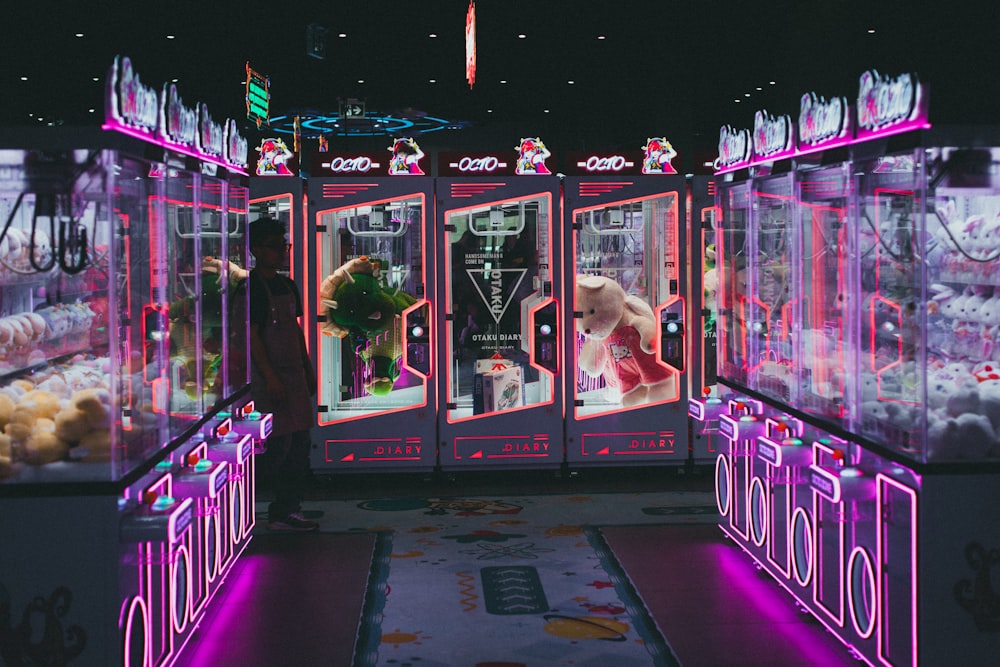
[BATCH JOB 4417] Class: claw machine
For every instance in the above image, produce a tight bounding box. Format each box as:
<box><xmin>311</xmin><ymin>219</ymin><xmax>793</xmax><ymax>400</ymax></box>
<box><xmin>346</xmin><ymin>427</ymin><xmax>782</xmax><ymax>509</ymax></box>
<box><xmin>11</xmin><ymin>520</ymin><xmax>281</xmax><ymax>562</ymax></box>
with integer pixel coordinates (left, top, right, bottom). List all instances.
<box><xmin>563</xmin><ymin>141</ymin><xmax>689</xmax><ymax>467</ymax></box>
<box><xmin>436</xmin><ymin>140</ymin><xmax>563</xmax><ymax>469</ymax></box>
<box><xmin>307</xmin><ymin>141</ymin><xmax>436</xmax><ymax>471</ymax></box>
<box><xmin>712</xmin><ymin>69</ymin><xmax>1000</xmax><ymax>667</ymax></box>
<box><xmin>689</xmin><ymin>172</ymin><xmax>721</xmax><ymax>464</ymax></box>
<box><xmin>0</xmin><ymin>55</ymin><xmax>254</xmax><ymax>667</ymax></box>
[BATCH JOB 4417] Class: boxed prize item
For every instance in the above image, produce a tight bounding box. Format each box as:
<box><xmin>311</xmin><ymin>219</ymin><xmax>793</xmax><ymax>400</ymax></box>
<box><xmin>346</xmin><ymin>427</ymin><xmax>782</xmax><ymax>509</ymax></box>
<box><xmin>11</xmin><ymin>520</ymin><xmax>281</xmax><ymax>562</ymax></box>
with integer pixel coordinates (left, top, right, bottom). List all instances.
<box><xmin>473</xmin><ymin>358</ymin><xmax>525</xmax><ymax>414</ymax></box>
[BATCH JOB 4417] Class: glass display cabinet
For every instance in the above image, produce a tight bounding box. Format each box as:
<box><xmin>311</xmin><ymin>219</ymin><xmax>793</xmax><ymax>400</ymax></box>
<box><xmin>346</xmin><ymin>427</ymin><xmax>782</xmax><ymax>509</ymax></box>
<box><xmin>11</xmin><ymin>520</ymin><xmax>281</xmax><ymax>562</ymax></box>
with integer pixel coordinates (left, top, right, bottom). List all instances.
<box><xmin>0</xmin><ymin>55</ymin><xmax>253</xmax><ymax>667</ymax></box>
<box><xmin>710</xmin><ymin>73</ymin><xmax>1000</xmax><ymax>667</ymax></box>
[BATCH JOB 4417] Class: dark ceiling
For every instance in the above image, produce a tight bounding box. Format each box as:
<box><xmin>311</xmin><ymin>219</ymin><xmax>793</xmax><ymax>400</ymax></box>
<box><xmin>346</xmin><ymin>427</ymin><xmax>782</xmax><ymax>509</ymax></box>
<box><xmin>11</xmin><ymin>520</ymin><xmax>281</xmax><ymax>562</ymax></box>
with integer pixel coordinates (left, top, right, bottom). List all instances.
<box><xmin>5</xmin><ymin>0</ymin><xmax>997</xmax><ymax>172</ymax></box>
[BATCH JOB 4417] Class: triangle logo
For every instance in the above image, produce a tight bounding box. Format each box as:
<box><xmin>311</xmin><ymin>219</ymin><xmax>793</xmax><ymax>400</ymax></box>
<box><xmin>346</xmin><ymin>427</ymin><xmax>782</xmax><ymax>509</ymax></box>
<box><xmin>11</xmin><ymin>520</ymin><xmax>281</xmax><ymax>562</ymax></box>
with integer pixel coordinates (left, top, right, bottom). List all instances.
<box><xmin>465</xmin><ymin>268</ymin><xmax>529</xmax><ymax>325</ymax></box>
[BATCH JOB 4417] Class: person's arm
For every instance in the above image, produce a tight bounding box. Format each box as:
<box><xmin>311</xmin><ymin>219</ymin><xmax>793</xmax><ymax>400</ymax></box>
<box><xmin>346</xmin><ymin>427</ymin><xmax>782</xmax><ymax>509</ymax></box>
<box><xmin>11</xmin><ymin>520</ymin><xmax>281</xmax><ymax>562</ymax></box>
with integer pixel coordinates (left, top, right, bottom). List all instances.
<box><xmin>292</xmin><ymin>280</ymin><xmax>317</xmax><ymax>395</ymax></box>
<box><xmin>298</xmin><ymin>327</ymin><xmax>317</xmax><ymax>396</ymax></box>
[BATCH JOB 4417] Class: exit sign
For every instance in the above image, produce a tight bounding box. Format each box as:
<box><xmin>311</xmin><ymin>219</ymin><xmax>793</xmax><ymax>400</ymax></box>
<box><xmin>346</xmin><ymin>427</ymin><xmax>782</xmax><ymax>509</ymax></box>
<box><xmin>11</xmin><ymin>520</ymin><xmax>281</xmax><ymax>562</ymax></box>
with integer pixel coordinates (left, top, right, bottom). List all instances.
<box><xmin>245</xmin><ymin>62</ymin><xmax>270</xmax><ymax>128</ymax></box>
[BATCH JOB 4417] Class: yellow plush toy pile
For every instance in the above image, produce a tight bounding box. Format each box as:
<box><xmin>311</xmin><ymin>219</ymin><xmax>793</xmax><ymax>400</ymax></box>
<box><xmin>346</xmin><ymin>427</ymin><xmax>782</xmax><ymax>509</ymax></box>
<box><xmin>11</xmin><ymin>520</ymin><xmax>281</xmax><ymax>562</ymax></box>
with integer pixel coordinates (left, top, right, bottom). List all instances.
<box><xmin>0</xmin><ymin>367</ymin><xmax>113</xmax><ymax>474</ymax></box>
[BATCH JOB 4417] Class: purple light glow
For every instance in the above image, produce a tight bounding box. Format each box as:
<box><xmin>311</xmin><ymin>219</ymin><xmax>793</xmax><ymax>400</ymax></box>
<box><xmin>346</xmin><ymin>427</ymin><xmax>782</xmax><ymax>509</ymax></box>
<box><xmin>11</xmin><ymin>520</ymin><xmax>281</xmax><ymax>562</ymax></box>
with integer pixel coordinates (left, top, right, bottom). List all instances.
<box><xmin>716</xmin><ymin>524</ymin><xmax>867</xmax><ymax>665</ymax></box>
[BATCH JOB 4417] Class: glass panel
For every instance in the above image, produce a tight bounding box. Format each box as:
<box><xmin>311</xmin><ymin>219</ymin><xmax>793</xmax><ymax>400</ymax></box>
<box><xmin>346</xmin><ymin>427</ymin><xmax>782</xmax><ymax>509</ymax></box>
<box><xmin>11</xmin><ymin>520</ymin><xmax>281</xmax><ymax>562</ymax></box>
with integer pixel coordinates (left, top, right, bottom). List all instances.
<box><xmin>853</xmin><ymin>151</ymin><xmax>923</xmax><ymax>456</ymax></box>
<box><xmin>0</xmin><ymin>149</ymin><xmax>168</xmax><ymax>483</ymax></box>
<box><xmin>198</xmin><ymin>177</ymin><xmax>225</xmax><ymax>409</ymax></box>
<box><xmin>701</xmin><ymin>202</ymin><xmax>719</xmax><ymax>392</ymax></box>
<box><xmin>223</xmin><ymin>182</ymin><xmax>249</xmax><ymax>397</ymax></box>
<box><xmin>113</xmin><ymin>155</ymin><xmax>169</xmax><ymax>477</ymax></box>
<box><xmin>572</xmin><ymin>192</ymin><xmax>682</xmax><ymax>416</ymax></box>
<box><xmin>924</xmin><ymin>147</ymin><xmax>1000</xmax><ymax>462</ymax></box>
<box><xmin>317</xmin><ymin>195</ymin><xmax>429</xmax><ymax>420</ymax></box>
<box><xmin>445</xmin><ymin>194</ymin><xmax>552</xmax><ymax>420</ymax></box>
<box><xmin>749</xmin><ymin>173</ymin><xmax>796</xmax><ymax>403</ymax></box>
<box><xmin>797</xmin><ymin>164</ymin><xmax>849</xmax><ymax>428</ymax></box>
<box><xmin>165</xmin><ymin>170</ymin><xmax>201</xmax><ymax>436</ymax></box>
<box><xmin>718</xmin><ymin>182</ymin><xmax>752</xmax><ymax>386</ymax></box>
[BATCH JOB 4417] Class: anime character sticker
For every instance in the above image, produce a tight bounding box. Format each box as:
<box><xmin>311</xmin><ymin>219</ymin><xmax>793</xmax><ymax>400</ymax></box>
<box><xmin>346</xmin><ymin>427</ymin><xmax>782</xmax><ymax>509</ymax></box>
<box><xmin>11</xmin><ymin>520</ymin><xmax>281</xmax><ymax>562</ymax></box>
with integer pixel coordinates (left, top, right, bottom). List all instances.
<box><xmin>255</xmin><ymin>137</ymin><xmax>294</xmax><ymax>176</ymax></box>
<box><xmin>514</xmin><ymin>137</ymin><xmax>552</xmax><ymax>175</ymax></box>
<box><xmin>388</xmin><ymin>137</ymin><xmax>425</xmax><ymax>175</ymax></box>
<box><xmin>641</xmin><ymin>137</ymin><xmax>678</xmax><ymax>174</ymax></box>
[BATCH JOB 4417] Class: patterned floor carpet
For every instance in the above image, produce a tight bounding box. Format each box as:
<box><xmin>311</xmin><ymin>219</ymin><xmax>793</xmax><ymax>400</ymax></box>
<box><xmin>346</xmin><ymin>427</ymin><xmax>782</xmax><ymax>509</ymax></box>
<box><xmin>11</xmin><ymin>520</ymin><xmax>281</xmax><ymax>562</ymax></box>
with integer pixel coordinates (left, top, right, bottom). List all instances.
<box><xmin>296</xmin><ymin>489</ymin><xmax>720</xmax><ymax>666</ymax></box>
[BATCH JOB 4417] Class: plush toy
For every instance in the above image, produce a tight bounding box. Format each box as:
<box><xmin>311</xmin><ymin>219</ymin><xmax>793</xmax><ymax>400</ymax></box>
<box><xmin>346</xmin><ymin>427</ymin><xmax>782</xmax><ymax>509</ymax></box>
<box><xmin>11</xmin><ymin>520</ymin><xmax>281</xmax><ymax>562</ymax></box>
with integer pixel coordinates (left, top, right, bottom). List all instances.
<box><xmin>54</xmin><ymin>407</ymin><xmax>92</xmax><ymax>443</ymax></box>
<box><xmin>73</xmin><ymin>428</ymin><xmax>111</xmax><ymax>463</ymax></box>
<box><xmin>72</xmin><ymin>387</ymin><xmax>111</xmax><ymax>429</ymax></box>
<box><xmin>575</xmin><ymin>274</ymin><xmax>677</xmax><ymax>407</ymax></box>
<box><xmin>319</xmin><ymin>256</ymin><xmax>417</xmax><ymax>395</ymax></box>
<box><xmin>0</xmin><ymin>432</ymin><xmax>11</xmax><ymax>478</ymax></box>
<box><xmin>358</xmin><ymin>328</ymin><xmax>403</xmax><ymax>397</ymax></box>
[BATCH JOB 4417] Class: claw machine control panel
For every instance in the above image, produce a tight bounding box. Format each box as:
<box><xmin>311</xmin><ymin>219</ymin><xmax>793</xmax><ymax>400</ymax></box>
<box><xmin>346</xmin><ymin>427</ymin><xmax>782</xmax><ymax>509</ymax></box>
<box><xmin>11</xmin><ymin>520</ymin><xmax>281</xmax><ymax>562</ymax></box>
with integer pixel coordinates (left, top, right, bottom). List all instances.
<box><xmin>436</xmin><ymin>141</ymin><xmax>563</xmax><ymax>469</ymax></box>
<box><xmin>307</xmin><ymin>142</ymin><xmax>436</xmax><ymax>471</ymax></box>
<box><xmin>563</xmin><ymin>142</ymin><xmax>689</xmax><ymax>466</ymax></box>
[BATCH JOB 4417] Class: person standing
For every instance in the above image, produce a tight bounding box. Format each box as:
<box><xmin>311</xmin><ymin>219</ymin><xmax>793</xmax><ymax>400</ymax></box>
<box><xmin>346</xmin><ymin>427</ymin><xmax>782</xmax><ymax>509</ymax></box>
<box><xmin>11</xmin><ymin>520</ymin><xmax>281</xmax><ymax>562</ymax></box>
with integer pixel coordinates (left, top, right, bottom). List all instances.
<box><xmin>235</xmin><ymin>217</ymin><xmax>319</xmax><ymax>532</ymax></box>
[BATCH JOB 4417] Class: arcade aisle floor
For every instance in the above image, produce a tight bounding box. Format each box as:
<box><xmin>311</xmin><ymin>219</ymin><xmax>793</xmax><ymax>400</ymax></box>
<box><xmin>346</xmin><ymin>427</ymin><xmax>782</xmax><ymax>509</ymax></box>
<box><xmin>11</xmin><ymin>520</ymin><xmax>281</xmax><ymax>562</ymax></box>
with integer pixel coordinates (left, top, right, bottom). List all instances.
<box><xmin>177</xmin><ymin>467</ymin><xmax>863</xmax><ymax>667</ymax></box>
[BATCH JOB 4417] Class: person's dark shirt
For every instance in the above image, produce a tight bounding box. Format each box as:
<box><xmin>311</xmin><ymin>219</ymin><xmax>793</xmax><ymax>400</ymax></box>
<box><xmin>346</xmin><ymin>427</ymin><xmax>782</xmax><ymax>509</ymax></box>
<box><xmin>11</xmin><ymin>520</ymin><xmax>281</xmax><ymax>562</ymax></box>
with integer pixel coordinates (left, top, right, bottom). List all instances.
<box><xmin>234</xmin><ymin>272</ymin><xmax>303</xmax><ymax>330</ymax></box>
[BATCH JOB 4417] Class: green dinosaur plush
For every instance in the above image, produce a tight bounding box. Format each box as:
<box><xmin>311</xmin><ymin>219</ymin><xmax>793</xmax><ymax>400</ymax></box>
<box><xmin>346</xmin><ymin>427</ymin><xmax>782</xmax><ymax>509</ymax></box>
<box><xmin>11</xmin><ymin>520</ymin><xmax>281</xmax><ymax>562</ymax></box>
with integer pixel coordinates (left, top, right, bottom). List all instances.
<box><xmin>319</xmin><ymin>256</ymin><xmax>416</xmax><ymax>395</ymax></box>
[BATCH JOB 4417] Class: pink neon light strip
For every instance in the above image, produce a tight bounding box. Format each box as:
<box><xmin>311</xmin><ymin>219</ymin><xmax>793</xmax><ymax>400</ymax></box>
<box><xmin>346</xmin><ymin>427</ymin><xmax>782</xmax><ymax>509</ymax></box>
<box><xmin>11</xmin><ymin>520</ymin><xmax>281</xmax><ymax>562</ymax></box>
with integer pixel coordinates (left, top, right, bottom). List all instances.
<box><xmin>102</xmin><ymin>122</ymin><xmax>247</xmax><ymax>176</ymax></box>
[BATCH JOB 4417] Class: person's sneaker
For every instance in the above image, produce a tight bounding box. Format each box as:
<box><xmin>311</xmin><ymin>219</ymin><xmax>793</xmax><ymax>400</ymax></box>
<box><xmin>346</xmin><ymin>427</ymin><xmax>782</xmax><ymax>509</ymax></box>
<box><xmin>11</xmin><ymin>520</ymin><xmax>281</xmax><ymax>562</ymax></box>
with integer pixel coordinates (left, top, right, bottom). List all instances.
<box><xmin>266</xmin><ymin>514</ymin><xmax>319</xmax><ymax>532</ymax></box>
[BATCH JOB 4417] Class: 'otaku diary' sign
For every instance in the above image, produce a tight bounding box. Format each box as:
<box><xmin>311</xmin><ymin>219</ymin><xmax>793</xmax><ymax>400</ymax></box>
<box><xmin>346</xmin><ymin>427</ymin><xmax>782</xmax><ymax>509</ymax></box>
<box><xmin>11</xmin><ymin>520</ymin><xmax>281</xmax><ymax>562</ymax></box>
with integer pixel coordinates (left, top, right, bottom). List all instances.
<box><xmin>104</xmin><ymin>55</ymin><xmax>249</xmax><ymax>173</ymax></box>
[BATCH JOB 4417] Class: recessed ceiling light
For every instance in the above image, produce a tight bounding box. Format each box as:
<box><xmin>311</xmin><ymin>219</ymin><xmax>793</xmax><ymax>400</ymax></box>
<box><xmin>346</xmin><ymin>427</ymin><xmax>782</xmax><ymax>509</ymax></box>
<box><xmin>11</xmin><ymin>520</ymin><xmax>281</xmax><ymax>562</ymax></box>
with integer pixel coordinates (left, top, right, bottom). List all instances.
<box><xmin>487</xmin><ymin>109</ymin><xmax>493</xmax><ymax>113</ymax></box>
<box><xmin>744</xmin><ymin>93</ymin><xmax>751</xmax><ymax>97</ymax></box>
<box><xmin>868</xmin><ymin>28</ymin><xmax>876</xmax><ymax>34</ymax></box>
<box><xmin>338</xmin><ymin>33</ymin><xmax>347</xmax><ymax>38</ymax></box>
<box><xmin>172</xmin><ymin>78</ymin><xmax>179</xmax><ymax>83</ymax></box>
<box><xmin>20</xmin><ymin>76</ymin><xmax>27</xmax><ymax>81</ymax></box>
<box><xmin>429</xmin><ymin>33</ymin><xmax>438</xmax><ymax>38</ymax></box>
<box><xmin>429</xmin><ymin>79</ymin><xmax>436</xmax><ymax>83</ymax></box>
<box><xmin>88</xmin><ymin>108</ymin><xmax>95</xmax><ymax>113</ymax></box>
<box><xmin>75</xmin><ymin>33</ymin><xmax>84</xmax><ymax>38</ymax></box>
<box><xmin>357</xmin><ymin>79</ymin><xmax>365</xmax><ymax>84</ymax></box>
<box><xmin>735</xmin><ymin>99</ymin><xmax>741</xmax><ymax>103</ymax></box>
<box><xmin>756</xmin><ymin>86</ymin><xmax>762</xmax><ymax>91</ymax></box>
<box><xmin>544</xmin><ymin>109</ymin><xmax>550</xmax><ymax>113</ymax></box>
<box><xmin>769</xmin><ymin>81</ymin><xmax>776</xmax><ymax>85</ymax></box>
<box><xmin>166</xmin><ymin>35</ymin><xmax>175</xmax><ymax>39</ymax></box>
<box><xmin>567</xmin><ymin>80</ymin><xmax>575</xmax><ymax>84</ymax></box>
<box><xmin>517</xmin><ymin>34</ymin><xmax>526</xmax><ymax>39</ymax></box>
<box><xmin>92</xmin><ymin>77</ymin><xmax>99</xmax><ymax>82</ymax></box>
<box><xmin>500</xmin><ymin>80</ymin><xmax>508</xmax><ymax>84</ymax></box>
<box><xmin>597</xmin><ymin>35</ymin><xmax>606</xmax><ymax>40</ymax></box>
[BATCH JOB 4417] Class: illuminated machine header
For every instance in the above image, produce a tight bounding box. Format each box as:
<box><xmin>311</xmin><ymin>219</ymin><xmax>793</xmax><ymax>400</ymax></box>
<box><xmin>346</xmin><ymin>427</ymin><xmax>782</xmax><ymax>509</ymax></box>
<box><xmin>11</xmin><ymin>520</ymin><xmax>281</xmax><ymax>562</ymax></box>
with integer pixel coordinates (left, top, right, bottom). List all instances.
<box><xmin>563</xmin><ymin>138</ymin><xmax>679</xmax><ymax>176</ymax></box>
<box><xmin>714</xmin><ymin>69</ymin><xmax>930</xmax><ymax>174</ymax></box>
<box><xmin>438</xmin><ymin>137</ymin><xmax>554</xmax><ymax>177</ymax></box>
<box><xmin>309</xmin><ymin>137</ymin><xmax>427</xmax><ymax>176</ymax></box>
<box><xmin>104</xmin><ymin>55</ymin><xmax>249</xmax><ymax>174</ymax></box>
